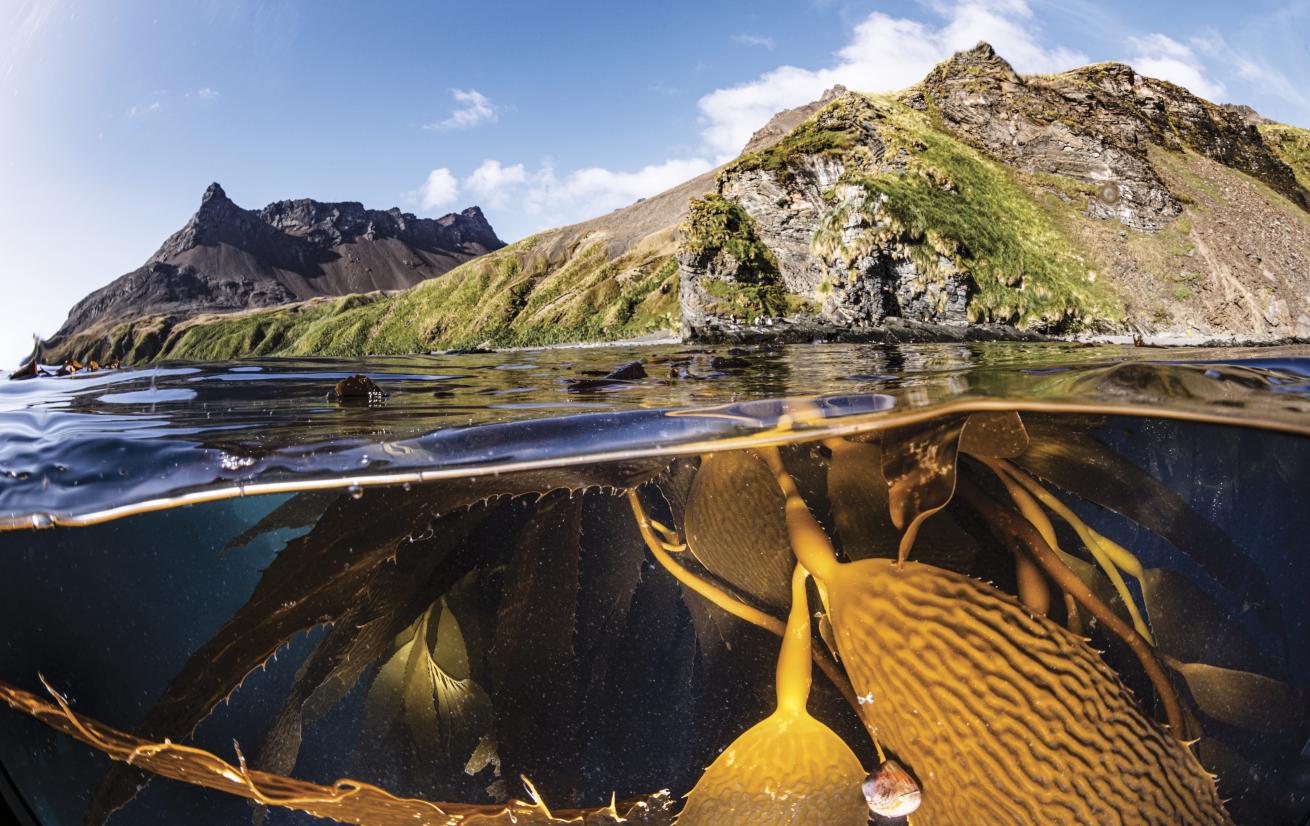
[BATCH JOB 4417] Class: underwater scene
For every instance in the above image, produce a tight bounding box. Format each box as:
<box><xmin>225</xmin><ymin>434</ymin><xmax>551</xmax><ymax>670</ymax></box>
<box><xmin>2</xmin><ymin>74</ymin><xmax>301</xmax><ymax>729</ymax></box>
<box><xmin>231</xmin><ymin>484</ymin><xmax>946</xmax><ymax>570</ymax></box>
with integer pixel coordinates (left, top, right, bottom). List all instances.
<box><xmin>1</xmin><ymin>343</ymin><xmax>1309</xmax><ymax>825</ymax></box>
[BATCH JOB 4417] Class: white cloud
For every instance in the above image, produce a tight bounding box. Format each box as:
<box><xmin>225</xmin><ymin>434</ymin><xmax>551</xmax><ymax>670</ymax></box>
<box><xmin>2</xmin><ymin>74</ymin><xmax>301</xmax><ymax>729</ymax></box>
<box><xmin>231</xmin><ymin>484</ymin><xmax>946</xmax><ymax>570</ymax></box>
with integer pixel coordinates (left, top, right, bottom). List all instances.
<box><xmin>196</xmin><ymin>87</ymin><xmax>220</xmax><ymax>100</ymax></box>
<box><xmin>418</xmin><ymin>167</ymin><xmax>460</xmax><ymax>209</ymax></box>
<box><xmin>426</xmin><ymin>88</ymin><xmax>497</xmax><ymax>131</ymax></box>
<box><xmin>1128</xmin><ymin>33</ymin><xmax>1225</xmax><ymax>101</ymax></box>
<box><xmin>463</xmin><ymin>160</ymin><xmax>529</xmax><ymax>208</ymax></box>
<box><xmin>732</xmin><ymin>33</ymin><xmax>775</xmax><ymax>50</ymax></box>
<box><xmin>127</xmin><ymin>100</ymin><xmax>161</xmax><ymax>118</ymax></box>
<box><xmin>697</xmin><ymin>0</ymin><xmax>1086</xmax><ymax>158</ymax></box>
<box><xmin>423</xmin><ymin>1</ymin><xmax>1085</xmax><ymax>236</ymax></box>
<box><xmin>455</xmin><ymin>156</ymin><xmax>712</xmax><ymax>236</ymax></box>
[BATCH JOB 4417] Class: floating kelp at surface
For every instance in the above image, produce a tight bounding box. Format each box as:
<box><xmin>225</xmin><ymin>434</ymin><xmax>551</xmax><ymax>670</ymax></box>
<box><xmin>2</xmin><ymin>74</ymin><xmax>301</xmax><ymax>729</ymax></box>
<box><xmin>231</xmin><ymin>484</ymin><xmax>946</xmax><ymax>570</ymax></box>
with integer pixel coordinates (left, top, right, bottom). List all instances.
<box><xmin>0</xmin><ymin>393</ymin><xmax>1309</xmax><ymax>825</ymax></box>
<box><xmin>6</xmin><ymin>344</ymin><xmax>1310</xmax><ymax>531</ymax></box>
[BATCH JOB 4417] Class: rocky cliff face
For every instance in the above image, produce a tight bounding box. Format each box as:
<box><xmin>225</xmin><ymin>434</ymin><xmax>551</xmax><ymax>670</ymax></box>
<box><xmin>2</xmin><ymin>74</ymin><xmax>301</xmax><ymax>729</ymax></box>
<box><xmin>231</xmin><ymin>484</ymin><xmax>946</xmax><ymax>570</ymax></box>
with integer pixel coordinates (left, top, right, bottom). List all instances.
<box><xmin>679</xmin><ymin>95</ymin><xmax>978</xmax><ymax>342</ymax></box>
<box><xmin>915</xmin><ymin>44</ymin><xmax>1307</xmax><ymax>228</ymax></box>
<box><xmin>50</xmin><ymin>183</ymin><xmax>503</xmax><ymax>347</ymax></box>
<box><xmin>679</xmin><ymin>43</ymin><xmax>1310</xmax><ymax>343</ymax></box>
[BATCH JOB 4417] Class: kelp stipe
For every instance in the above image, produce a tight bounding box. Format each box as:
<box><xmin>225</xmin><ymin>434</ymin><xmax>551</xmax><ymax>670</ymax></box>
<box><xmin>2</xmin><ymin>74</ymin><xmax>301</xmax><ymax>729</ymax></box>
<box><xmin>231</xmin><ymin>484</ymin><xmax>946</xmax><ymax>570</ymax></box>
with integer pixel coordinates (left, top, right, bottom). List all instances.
<box><xmin>675</xmin><ymin>566</ymin><xmax>867</xmax><ymax>825</ymax></box>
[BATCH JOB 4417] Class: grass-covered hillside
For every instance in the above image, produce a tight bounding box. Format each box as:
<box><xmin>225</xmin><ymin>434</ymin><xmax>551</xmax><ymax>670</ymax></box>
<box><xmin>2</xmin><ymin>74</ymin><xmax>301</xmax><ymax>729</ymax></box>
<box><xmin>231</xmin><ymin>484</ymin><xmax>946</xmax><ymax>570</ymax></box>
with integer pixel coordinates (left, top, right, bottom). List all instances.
<box><xmin>44</xmin><ymin>219</ymin><xmax>686</xmax><ymax>364</ymax></box>
<box><xmin>117</xmin><ymin>233</ymin><xmax>677</xmax><ymax>361</ymax></box>
<box><xmin>689</xmin><ymin>93</ymin><xmax>1118</xmax><ymax>330</ymax></box>
<box><xmin>1261</xmin><ymin>124</ymin><xmax>1310</xmax><ymax>193</ymax></box>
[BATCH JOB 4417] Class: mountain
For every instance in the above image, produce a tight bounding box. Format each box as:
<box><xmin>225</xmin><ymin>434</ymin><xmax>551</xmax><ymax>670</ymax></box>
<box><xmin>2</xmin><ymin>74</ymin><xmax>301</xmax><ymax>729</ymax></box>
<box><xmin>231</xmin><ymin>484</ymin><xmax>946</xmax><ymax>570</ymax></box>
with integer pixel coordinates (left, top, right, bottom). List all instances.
<box><xmin>32</xmin><ymin>43</ymin><xmax>1310</xmax><ymax>365</ymax></box>
<box><xmin>40</xmin><ymin>184</ymin><xmax>503</xmax><ymax>359</ymax></box>
<box><xmin>679</xmin><ymin>43</ymin><xmax>1310</xmax><ymax>342</ymax></box>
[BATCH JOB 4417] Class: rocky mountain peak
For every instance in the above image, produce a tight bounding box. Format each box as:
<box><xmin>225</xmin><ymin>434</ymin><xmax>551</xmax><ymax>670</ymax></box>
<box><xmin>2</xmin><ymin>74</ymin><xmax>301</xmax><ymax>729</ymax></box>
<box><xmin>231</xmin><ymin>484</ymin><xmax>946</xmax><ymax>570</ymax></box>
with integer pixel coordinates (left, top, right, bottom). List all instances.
<box><xmin>1065</xmin><ymin>61</ymin><xmax>1140</xmax><ymax>96</ymax></box>
<box><xmin>50</xmin><ymin>183</ymin><xmax>505</xmax><ymax>345</ymax></box>
<box><xmin>929</xmin><ymin>40</ymin><xmax>1020</xmax><ymax>85</ymax></box>
<box><xmin>34</xmin><ymin>45</ymin><xmax>1310</xmax><ymax>368</ymax></box>
<box><xmin>818</xmin><ymin>84</ymin><xmax>849</xmax><ymax>104</ymax></box>
<box><xmin>201</xmin><ymin>181</ymin><xmax>229</xmax><ymax>204</ymax></box>
<box><xmin>912</xmin><ymin>42</ymin><xmax>1310</xmax><ymax>228</ymax></box>
<box><xmin>146</xmin><ymin>185</ymin><xmax>503</xmax><ymax>265</ymax></box>
<box><xmin>679</xmin><ymin>41</ymin><xmax>1310</xmax><ymax>346</ymax></box>
<box><xmin>1222</xmin><ymin>103</ymin><xmax>1273</xmax><ymax>127</ymax></box>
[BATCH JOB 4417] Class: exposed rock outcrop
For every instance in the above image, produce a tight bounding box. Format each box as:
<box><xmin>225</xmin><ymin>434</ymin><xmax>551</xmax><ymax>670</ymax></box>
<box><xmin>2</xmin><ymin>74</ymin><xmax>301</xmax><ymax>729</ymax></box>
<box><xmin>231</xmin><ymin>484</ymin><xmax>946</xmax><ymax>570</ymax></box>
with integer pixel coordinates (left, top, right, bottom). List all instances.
<box><xmin>49</xmin><ymin>184</ymin><xmax>503</xmax><ymax>350</ymax></box>
<box><xmin>913</xmin><ymin>44</ymin><xmax>1307</xmax><ymax>228</ymax></box>
<box><xmin>679</xmin><ymin>43</ymin><xmax>1310</xmax><ymax>344</ymax></box>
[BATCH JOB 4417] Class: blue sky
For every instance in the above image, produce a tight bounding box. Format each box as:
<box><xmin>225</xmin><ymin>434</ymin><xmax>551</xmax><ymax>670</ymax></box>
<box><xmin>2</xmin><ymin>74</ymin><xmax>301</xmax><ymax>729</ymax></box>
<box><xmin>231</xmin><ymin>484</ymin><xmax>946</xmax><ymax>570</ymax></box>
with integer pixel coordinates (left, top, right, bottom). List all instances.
<box><xmin>3</xmin><ymin>0</ymin><xmax>1309</xmax><ymax>364</ymax></box>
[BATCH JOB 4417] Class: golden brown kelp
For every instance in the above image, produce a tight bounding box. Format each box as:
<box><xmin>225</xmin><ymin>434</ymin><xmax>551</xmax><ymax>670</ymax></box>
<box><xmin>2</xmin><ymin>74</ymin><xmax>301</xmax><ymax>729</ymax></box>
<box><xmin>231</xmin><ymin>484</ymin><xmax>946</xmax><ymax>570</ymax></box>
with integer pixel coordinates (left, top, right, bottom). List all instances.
<box><xmin>254</xmin><ymin>511</ymin><xmax>499</xmax><ymax>788</ymax></box>
<box><xmin>87</xmin><ymin>461</ymin><xmax>670</xmax><ymax>824</ymax></box>
<box><xmin>825</xmin><ymin>438</ymin><xmax>899</xmax><ymax>559</ymax></box>
<box><xmin>1118</xmin><ymin>568</ymin><xmax>1310</xmax><ymax>823</ymax></box>
<box><xmin>1016</xmin><ymin>415</ymin><xmax>1284</xmax><ymax>638</ymax></box>
<box><xmin>880</xmin><ymin>416</ymin><xmax>965</xmax><ymax>563</ymax></box>
<box><xmin>85</xmin><ymin>493</ymin><xmax>497</xmax><ymax>822</ymax></box>
<box><xmin>677</xmin><ymin>566</ymin><xmax>867</xmax><ymax>825</ymax></box>
<box><xmin>358</xmin><ymin>598</ymin><xmax>495</xmax><ymax>796</ymax></box>
<box><xmin>0</xmin><ymin>677</ymin><xmax>676</xmax><ymax>825</ymax></box>
<box><xmin>629</xmin><ymin>489</ymin><xmax>856</xmax><ymax>710</ymax></box>
<box><xmin>876</xmin><ymin>412</ymin><xmax>1028</xmax><ymax>550</ymax></box>
<box><xmin>958</xmin><ymin>473</ymin><xmax>1184</xmax><ymax>736</ymax></box>
<box><xmin>846</xmin><ymin>412</ymin><xmax>1032</xmax><ymax>574</ymax></box>
<box><xmin>763</xmin><ymin>446</ymin><xmax>1234</xmax><ymax>825</ymax></box>
<box><xmin>826</xmin><ymin>437</ymin><xmax>982</xmax><ymax>574</ymax></box>
<box><xmin>1141</xmin><ymin>567</ymin><xmax>1282</xmax><ymax>676</ymax></box>
<box><xmin>13</xmin><ymin>400</ymin><xmax>1296</xmax><ymax>824</ymax></box>
<box><xmin>961</xmin><ymin>420</ymin><xmax>1307</xmax><ymax>823</ymax></box>
<box><xmin>683</xmin><ymin>450</ymin><xmax>794</xmax><ymax>609</ymax></box>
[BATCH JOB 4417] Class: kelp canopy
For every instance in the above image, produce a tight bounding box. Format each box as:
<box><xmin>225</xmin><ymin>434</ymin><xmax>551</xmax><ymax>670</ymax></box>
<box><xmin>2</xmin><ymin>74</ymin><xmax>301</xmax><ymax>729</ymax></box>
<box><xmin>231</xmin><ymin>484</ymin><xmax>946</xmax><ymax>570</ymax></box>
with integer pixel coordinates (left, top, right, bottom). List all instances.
<box><xmin>0</xmin><ymin>405</ymin><xmax>1307</xmax><ymax>825</ymax></box>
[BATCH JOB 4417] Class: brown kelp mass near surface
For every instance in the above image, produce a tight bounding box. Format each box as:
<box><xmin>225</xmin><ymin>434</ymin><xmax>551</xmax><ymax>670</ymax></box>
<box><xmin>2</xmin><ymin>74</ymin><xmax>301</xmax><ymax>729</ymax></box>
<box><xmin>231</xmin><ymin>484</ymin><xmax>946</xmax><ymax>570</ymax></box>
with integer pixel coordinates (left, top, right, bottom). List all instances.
<box><xmin>1</xmin><ymin>402</ymin><xmax>1309</xmax><ymax>824</ymax></box>
<box><xmin>4</xmin><ymin>342</ymin><xmax>1310</xmax><ymax>531</ymax></box>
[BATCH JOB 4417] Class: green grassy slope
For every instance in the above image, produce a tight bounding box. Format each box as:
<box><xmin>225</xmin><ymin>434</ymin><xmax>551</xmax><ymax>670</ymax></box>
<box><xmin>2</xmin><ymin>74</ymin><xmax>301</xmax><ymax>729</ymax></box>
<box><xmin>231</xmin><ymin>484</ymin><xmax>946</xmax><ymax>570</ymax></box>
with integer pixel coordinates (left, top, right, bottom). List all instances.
<box><xmin>60</xmin><ymin>230</ymin><xmax>680</xmax><ymax>362</ymax></box>
<box><xmin>720</xmin><ymin>94</ymin><xmax>1119</xmax><ymax>329</ymax></box>
<box><xmin>1261</xmin><ymin>123</ymin><xmax>1310</xmax><ymax>193</ymax></box>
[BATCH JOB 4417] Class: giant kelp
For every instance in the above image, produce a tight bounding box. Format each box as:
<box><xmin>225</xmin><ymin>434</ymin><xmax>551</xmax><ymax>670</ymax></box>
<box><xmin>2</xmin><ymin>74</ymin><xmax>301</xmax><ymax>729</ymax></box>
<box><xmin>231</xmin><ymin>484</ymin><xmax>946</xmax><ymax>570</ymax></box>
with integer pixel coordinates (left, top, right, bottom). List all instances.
<box><xmin>0</xmin><ymin>407</ymin><xmax>1306</xmax><ymax>824</ymax></box>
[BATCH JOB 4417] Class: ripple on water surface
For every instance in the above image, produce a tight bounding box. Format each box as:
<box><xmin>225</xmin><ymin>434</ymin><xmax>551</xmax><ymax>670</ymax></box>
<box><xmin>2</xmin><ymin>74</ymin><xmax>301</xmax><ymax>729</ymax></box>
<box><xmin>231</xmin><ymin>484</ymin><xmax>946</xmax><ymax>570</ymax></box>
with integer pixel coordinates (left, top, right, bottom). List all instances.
<box><xmin>2</xmin><ymin>342</ymin><xmax>1310</xmax><ymax>528</ymax></box>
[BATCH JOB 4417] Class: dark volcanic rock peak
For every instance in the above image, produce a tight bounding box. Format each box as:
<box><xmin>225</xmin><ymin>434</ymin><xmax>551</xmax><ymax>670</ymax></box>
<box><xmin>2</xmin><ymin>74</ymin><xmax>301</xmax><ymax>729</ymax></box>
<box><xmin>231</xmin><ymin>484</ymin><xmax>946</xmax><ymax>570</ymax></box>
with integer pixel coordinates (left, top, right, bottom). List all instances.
<box><xmin>55</xmin><ymin>184</ymin><xmax>503</xmax><ymax>341</ymax></box>
<box><xmin>151</xmin><ymin>185</ymin><xmax>500</xmax><ymax>263</ymax></box>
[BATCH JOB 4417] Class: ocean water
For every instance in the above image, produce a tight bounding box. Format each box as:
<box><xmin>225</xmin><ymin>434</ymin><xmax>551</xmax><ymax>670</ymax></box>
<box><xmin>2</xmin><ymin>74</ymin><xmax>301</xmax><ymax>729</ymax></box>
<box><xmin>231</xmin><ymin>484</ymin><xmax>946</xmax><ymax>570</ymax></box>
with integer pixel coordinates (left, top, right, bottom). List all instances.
<box><xmin>0</xmin><ymin>343</ymin><xmax>1308</xmax><ymax>825</ymax></box>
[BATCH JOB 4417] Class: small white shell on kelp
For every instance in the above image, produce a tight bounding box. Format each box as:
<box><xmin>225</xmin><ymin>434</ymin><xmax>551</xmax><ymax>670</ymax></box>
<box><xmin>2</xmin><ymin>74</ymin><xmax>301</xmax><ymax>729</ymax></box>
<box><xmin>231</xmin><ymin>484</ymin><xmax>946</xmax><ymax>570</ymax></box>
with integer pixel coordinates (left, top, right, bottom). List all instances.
<box><xmin>862</xmin><ymin>758</ymin><xmax>923</xmax><ymax>817</ymax></box>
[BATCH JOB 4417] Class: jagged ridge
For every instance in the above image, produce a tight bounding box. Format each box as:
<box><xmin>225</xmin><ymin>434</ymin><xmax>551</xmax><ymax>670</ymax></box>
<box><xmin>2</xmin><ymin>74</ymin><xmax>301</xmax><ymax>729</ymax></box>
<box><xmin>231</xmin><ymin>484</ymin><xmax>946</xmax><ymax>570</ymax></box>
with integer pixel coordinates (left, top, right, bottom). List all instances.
<box><xmin>49</xmin><ymin>183</ymin><xmax>504</xmax><ymax>348</ymax></box>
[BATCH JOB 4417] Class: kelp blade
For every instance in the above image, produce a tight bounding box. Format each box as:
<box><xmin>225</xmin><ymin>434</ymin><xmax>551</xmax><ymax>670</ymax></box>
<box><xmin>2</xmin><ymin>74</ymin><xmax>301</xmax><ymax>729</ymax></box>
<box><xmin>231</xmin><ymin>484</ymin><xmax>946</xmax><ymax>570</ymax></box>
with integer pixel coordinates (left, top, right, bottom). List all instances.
<box><xmin>823</xmin><ymin>558</ymin><xmax>1232</xmax><ymax>825</ymax></box>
